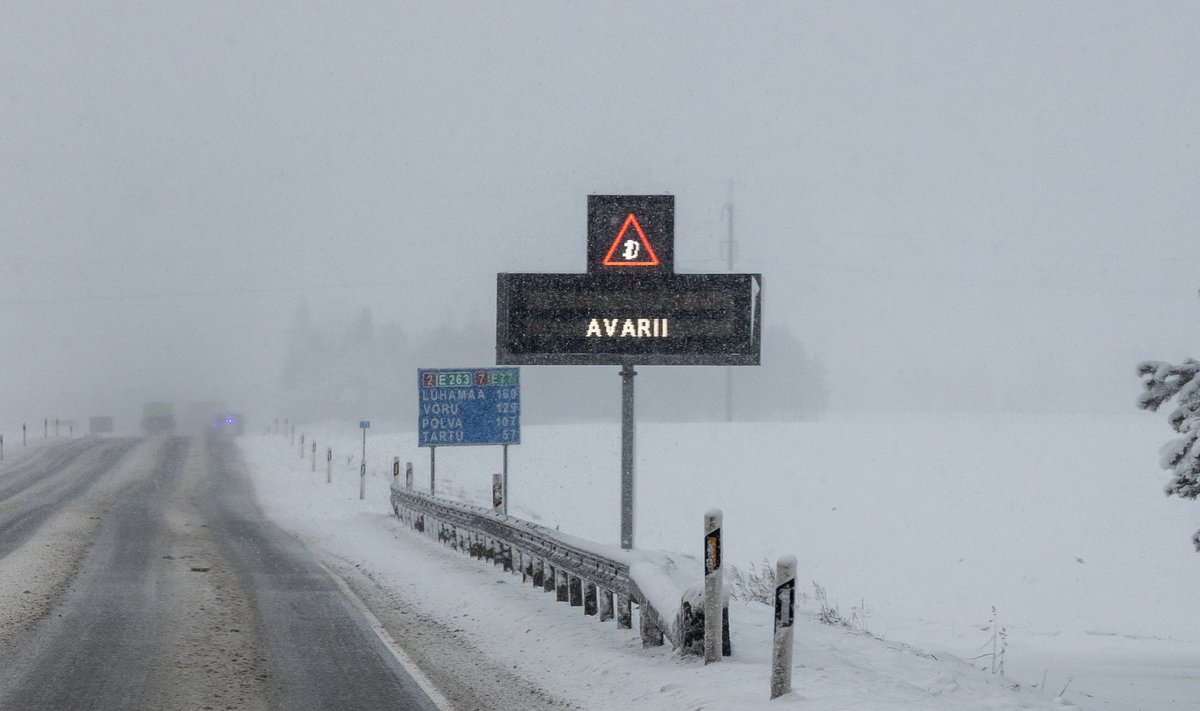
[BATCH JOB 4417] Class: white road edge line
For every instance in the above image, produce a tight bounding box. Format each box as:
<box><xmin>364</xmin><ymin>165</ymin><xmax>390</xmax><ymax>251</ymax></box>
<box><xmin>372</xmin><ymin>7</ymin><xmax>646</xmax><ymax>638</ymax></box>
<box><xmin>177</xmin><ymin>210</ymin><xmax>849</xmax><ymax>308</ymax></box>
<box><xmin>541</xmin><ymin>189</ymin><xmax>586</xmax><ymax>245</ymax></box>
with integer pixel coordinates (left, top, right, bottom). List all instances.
<box><xmin>316</xmin><ymin>558</ymin><xmax>455</xmax><ymax>711</ymax></box>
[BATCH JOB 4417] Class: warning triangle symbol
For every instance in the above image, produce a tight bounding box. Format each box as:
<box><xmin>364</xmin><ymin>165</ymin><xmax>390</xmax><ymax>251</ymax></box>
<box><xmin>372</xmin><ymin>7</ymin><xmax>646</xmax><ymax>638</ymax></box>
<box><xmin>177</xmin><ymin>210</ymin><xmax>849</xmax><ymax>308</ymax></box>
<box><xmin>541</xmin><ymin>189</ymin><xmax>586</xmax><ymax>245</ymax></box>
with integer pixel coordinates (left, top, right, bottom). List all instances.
<box><xmin>602</xmin><ymin>213</ymin><xmax>661</xmax><ymax>267</ymax></box>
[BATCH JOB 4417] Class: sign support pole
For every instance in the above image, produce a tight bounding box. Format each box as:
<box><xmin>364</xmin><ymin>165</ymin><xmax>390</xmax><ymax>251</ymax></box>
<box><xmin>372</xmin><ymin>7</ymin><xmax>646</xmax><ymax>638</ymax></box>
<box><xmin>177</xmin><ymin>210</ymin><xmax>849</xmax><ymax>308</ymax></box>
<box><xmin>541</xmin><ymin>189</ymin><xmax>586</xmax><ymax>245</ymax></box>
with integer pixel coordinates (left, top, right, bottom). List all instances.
<box><xmin>502</xmin><ymin>444</ymin><xmax>509</xmax><ymax>515</ymax></box>
<box><xmin>430</xmin><ymin>446</ymin><xmax>436</xmax><ymax>497</ymax></box>
<box><xmin>620</xmin><ymin>363</ymin><xmax>636</xmax><ymax>550</ymax></box>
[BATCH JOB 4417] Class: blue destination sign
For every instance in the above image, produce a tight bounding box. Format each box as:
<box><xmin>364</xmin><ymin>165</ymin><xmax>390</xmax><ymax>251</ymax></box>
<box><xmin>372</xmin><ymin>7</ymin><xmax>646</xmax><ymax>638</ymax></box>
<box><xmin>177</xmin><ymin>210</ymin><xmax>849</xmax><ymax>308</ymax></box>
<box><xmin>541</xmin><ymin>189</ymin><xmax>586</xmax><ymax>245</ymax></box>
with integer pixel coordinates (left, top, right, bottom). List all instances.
<box><xmin>417</xmin><ymin>367</ymin><xmax>520</xmax><ymax>447</ymax></box>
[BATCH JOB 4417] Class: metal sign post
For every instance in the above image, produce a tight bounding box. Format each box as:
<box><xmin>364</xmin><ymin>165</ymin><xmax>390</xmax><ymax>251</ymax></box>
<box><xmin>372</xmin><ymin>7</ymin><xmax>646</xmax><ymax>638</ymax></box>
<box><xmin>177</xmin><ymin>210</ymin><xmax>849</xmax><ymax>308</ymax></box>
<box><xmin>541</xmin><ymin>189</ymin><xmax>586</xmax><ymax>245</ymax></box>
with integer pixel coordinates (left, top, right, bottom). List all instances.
<box><xmin>620</xmin><ymin>364</ymin><xmax>636</xmax><ymax>550</ymax></box>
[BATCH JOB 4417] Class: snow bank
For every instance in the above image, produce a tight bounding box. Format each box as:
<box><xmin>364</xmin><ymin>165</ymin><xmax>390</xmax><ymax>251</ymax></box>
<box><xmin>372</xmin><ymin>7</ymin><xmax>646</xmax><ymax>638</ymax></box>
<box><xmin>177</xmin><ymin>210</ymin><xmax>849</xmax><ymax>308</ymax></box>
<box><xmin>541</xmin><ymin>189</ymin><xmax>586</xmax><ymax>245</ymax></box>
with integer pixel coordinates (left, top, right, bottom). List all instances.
<box><xmin>236</xmin><ymin>415</ymin><xmax>1167</xmax><ymax>709</ymax></box>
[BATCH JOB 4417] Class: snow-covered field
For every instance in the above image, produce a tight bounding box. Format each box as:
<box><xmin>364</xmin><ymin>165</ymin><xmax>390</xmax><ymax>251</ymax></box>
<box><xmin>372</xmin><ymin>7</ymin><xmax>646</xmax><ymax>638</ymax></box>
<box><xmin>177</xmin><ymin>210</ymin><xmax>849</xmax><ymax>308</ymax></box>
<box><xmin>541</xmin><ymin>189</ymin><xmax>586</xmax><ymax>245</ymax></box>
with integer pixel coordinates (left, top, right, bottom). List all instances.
<box><xmin>239</xmin><ymin>414</ymin><xmax>1200</xmax><ymax>710</ymax></box>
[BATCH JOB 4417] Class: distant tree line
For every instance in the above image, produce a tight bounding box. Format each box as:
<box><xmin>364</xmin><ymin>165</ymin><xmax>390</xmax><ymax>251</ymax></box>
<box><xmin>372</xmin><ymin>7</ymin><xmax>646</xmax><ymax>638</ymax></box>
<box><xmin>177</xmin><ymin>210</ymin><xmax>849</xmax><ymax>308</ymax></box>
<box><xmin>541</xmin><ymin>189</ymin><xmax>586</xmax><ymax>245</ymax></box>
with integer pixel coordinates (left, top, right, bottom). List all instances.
<box><xmin>279</xmin><ymin>301</ymin><xmax>829</xmax><ymax>426</ymax></box>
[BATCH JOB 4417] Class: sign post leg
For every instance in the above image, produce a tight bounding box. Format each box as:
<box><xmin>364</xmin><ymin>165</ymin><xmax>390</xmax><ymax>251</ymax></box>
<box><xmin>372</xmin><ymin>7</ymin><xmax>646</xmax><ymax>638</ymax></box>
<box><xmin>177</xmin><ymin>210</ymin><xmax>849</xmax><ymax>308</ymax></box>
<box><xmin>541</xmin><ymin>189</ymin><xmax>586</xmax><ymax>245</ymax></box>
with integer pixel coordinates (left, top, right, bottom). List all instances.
<box><xmin>621</xmin><ymin>364</ymin><xmax>636</xmax><ymax>550</ymax></box>
<box><xmin>430</xmin><ymin>446</ymin><xmax>436</xmax><ymax>497</ymax></box>
<box><xmin>502</xmin><ymin>444</ymin><xmax>509</xmax><ymax>515</ymax></box>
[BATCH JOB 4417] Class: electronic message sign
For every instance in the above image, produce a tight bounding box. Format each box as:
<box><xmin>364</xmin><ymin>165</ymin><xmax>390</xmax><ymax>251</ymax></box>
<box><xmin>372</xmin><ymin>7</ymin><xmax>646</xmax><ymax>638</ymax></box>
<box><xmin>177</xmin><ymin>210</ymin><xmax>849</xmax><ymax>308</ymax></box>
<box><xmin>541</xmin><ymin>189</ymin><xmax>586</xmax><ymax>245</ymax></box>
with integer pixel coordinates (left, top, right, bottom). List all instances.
<box><xmin>587</xmin><ymin>195</ymin><xmax>674</xmax><ymax>274</ymax></box>
<box><xmin>496</xmin><ymin>272</ymin><xmax>761</xmax><ymax>365</ymax></box>
<box><xmin>497</xmin><ymin>193</ymin><xmax>761</xmax><ymax>366</ymax></box>
<box><xmin>418</xmin><ymin>367</ymin><xmax>520</xmax><ymax>446</ymax></box>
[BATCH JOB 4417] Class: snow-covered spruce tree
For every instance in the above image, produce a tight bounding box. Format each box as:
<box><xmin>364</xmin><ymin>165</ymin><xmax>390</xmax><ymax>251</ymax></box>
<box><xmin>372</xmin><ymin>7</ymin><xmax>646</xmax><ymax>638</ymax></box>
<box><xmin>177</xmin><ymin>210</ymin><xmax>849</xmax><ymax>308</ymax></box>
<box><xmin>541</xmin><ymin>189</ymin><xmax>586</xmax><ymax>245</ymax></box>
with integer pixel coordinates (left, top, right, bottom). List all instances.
<box><xmin>1137</xmin><ymin>359</ymin><xmax>1200</xmax><ymax>549</ymax></box>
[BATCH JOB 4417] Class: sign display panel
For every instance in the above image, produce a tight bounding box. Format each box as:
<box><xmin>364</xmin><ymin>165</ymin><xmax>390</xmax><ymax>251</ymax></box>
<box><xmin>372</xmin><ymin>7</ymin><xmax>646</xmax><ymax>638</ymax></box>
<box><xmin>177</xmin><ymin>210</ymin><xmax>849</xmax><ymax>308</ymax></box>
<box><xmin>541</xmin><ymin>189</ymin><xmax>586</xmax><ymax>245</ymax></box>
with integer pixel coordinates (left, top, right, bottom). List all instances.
<box><xmin>496</xmin><ymin>273</ymin><xmax>761</xmax><ymax>366</ymax></box>
<box><xmin>418</xmin><ymin>367</ymin><xmax>520</xmax><ymax>446</ymax></box>
<box><xmin>587</xmin><ymin>195</ymin><xmax>674</xmax><ymax>274</ymax></box>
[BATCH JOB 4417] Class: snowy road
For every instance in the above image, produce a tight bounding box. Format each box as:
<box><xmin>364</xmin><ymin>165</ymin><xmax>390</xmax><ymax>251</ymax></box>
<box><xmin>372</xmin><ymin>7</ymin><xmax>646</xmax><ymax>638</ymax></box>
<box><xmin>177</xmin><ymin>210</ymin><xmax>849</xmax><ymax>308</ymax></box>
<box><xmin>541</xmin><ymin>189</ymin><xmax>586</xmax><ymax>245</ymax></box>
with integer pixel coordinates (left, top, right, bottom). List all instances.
<box><xmin>0</xmin><ymin>436</ymin><xmax>442</xmax><ymax>710</ymax></box>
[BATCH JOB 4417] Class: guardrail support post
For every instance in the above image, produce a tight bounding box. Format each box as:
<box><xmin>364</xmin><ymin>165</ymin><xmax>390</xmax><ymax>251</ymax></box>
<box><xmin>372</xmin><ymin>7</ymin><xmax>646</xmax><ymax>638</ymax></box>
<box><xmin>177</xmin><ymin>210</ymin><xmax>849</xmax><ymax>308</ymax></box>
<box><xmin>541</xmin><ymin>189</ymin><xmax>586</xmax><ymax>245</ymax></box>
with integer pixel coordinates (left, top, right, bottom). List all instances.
<box><xmin>569</xmin><ymin>576</ymin><xmax>583</xmax><ymax>607</ymax></box>
<box><xmin>599</xmin><ymin>589</ymin><xmax>614</xmax><ymax>622</ymax></box>
<box><xmin>640</xmin><ymin>604</ymin><xmax>664</xmax><ymax>647</ymax></box>
<box><xmin>584</xmin><ymin>582</ymin><xmax>598</xmax><ymax>616</ymax></box>
<box><xmin>556</xmin><ymin>569</ymin><xmax>569</xmax><ymax>602</ymax></box>
<box><xmin>544</xmin><ymin>564</ymin><xmax>555</xmax><ymax>592</ymax></box>
<box><xmin>617</xmin><ymin>595</ymin><xmax>632</xmax><ymax>629</ymax></box>
<box><xmin>771</xmin><ymin>555</ymin><xmax>798</xmax><ymax>699</ymax></box>
<box><xmin>533</xmin><ymin>559</ymin><xmax>544</xmax><ymax>588</ymax></box>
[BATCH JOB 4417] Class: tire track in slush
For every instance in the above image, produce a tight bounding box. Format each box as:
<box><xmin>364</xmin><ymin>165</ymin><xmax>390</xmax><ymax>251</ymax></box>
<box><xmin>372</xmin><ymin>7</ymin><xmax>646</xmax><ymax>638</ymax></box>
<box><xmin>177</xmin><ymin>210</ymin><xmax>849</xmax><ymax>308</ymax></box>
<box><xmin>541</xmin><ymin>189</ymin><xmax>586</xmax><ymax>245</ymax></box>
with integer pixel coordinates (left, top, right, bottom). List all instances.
<box><xmin>0</xmin><ymin>439</ymin><xmax>138</xmax><ymax>559</ymax></box>
<box><xmin>0</xmin><ymin>437</ymin><xmax>192</xmax><ymax>709</ymax></box>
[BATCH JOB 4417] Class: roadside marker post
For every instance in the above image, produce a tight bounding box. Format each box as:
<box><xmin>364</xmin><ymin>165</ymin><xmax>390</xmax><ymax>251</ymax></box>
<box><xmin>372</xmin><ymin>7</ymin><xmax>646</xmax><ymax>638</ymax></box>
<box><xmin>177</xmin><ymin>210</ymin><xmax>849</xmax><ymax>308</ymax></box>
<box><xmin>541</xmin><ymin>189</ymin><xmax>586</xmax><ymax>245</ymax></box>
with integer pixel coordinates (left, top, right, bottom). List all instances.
<box><xmin>704</xmin><ymin>509</ymin><xmax>723</xmax><ymax>664</ymax></box>
<box><xmin>326</xmin><ymin>447</ymin><xmax>332</xmax><ymax>483</ymax></box>
<box><xmin>405</xmin><ymin>461</ymin><xmax>413</xmax><ymax>490</ymax></box>
<box><xmin>312</xmin><ymin>441</ymin><xmax>316</xmax><ymax>472</ymax></box>
<box><xmin>492</xmin><ymin>473</ymin><xmax>506</xmax><ymax>513</ymax></box>
<box><xmin>359</xmin><ymin>421</ymin><xmax>369</xmax><ymax>500</ymax></box>
<box><xmin>300</xmin><ymin>434</ymin><xmax>305</xmax><ymax>459</ymax></box>
<box><xmin>771</xmin><ymin>555</ymin><xmax>798</xmax><ymax>699</ymax></box>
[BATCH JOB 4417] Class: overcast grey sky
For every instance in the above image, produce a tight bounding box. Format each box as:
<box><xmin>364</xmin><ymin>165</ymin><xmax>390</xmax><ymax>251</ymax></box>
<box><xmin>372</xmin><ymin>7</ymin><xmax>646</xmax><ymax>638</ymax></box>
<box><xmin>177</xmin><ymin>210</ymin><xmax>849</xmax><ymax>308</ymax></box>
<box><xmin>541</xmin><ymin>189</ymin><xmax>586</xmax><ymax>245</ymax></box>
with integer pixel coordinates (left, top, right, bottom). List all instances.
<box><xmin>2</xmin><ymin>2</ymin><xmax>1198</xmax><ymax>426</ymax></box>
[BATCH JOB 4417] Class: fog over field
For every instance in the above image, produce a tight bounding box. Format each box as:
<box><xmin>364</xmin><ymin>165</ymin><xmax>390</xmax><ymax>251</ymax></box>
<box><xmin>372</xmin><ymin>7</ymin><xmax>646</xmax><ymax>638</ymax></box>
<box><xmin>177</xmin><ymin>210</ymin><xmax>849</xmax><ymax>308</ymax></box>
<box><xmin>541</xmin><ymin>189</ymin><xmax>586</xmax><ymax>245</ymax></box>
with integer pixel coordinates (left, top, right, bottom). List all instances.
<box><xmin>2</xmin><ymin>3</ymin><xmax>1198</xmax><ymax>427</ymax></box>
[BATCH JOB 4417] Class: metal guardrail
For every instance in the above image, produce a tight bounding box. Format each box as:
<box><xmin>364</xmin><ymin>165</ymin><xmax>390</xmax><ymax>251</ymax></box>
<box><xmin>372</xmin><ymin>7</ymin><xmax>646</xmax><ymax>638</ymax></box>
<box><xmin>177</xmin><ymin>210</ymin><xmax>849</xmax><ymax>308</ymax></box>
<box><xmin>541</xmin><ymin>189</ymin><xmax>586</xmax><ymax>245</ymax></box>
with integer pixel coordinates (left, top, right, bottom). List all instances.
<box><xmin>390</xmin><ymin>482</ymin><xmax>691</xmax><ymax>649</ymax></box>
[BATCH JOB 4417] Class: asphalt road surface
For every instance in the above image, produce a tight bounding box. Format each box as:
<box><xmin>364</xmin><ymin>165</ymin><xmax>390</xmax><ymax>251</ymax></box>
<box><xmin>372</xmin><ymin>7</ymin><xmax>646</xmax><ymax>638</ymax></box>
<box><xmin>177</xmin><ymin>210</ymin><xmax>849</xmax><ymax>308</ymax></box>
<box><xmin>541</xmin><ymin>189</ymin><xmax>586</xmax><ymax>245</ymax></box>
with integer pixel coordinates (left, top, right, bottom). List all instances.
<box><xmin>0</xmin><ymin>436</ymin><xmax>442</xmax><ymax>711</ymax></box>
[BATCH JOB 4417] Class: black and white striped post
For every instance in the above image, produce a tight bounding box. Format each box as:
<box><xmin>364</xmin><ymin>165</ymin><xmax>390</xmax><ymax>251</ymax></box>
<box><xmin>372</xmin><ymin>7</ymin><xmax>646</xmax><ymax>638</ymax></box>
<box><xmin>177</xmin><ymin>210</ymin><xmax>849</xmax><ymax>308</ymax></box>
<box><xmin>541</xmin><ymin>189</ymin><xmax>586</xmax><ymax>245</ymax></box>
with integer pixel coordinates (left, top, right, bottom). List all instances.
<box><xmin>771</xmin><ymin>555</ymin><xmax>798</xmax><ymax>699</ymax></box>
<box><xmin>326</xmin><ymin>447</ymin><xmax>332</xmax><ymax>483</ymax></box>
<box><xmin>492</xmin><ymin>473</ymin><xmax>505</xmax><ymax>513</ymax></box>
<box><xmin>704</xmin><ymin>508</ymin><xmax>723</xmax><ymax>664</ymax></box>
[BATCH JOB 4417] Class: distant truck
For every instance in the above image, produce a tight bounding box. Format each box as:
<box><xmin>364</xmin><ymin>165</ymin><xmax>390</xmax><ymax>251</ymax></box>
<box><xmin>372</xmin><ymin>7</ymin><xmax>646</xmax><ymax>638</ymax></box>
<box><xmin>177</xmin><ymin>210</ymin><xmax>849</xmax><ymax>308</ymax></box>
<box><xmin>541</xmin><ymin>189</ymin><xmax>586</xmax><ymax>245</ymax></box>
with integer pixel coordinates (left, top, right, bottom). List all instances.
<box><xmin>88</xmin><ymin>416</ymin><xmax>114</xmax><ymax>436</ymax></box>
<box><xmin>141</xmin><ymin>402</ymin><xmax>176</xmax><ymax>434</ymax></box>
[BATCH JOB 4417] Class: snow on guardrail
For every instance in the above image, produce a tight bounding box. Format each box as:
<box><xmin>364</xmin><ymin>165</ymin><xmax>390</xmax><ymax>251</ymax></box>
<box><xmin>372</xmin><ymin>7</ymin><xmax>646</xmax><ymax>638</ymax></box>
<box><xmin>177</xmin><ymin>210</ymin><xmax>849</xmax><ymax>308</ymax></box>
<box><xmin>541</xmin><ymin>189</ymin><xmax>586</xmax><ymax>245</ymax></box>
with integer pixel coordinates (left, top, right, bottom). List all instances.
<box><xmin>390</xmin><ymin>481</ymin><xmax>729</xmax><ymax>655</ymax></box>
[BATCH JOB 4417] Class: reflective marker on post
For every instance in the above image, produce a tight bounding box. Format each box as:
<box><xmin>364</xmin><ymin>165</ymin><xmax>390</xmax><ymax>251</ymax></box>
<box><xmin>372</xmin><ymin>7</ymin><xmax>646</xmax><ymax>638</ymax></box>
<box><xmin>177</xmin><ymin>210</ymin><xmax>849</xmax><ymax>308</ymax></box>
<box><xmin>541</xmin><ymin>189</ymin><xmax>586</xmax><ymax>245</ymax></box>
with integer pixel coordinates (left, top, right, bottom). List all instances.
<box><xmin>704</xmin><ymin>509</ymin><xmax>723</xmax><ymax>664</ymax></box>
<box><xmin>771</xmin><ymin>555</ymin><xmax>798</xmax><ymax>699</ymax></box>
